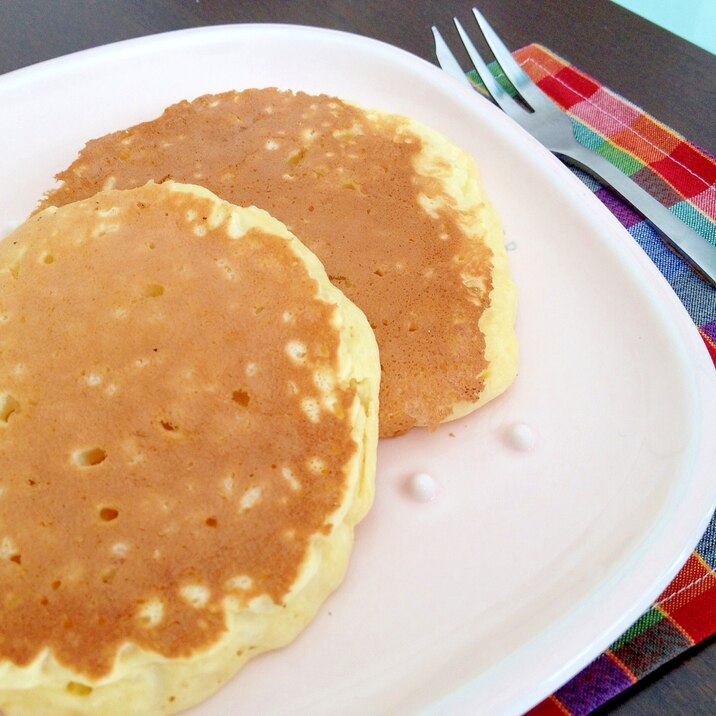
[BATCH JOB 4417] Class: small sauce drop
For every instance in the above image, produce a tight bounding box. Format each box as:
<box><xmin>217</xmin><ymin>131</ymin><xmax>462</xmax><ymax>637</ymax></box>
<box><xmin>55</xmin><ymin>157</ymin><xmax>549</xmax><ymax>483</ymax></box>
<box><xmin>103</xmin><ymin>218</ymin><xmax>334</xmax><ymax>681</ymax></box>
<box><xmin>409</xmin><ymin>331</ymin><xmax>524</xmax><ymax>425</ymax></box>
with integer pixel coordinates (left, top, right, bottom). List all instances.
<box><xmin>505</xmin><ymin>423</ymin><xmax>536</xmax><ymax>451</ymax></box>
<box><xmin>406</xmin><ymin>472</ymin><xmax>438</xmax><ymax>502</ymax></box>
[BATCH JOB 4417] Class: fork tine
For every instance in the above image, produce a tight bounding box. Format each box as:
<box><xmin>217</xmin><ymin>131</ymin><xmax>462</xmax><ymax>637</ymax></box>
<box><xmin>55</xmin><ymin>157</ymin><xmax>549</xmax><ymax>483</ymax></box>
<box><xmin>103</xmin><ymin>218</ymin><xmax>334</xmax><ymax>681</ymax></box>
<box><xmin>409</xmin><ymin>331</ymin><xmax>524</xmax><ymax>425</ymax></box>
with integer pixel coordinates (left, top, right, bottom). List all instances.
<box><xmin>452</xmin><ymin>18</ymin><xmax>524</xmax><ymax>121</ymax></box>
<box><xmin>471</xmin><ymin>7</ymin><xmax>545</xmax><ymax>109</ymax></box>
<box><xmin>431</xmin><ymin>26</ymin><xmax>474</xmax><ymax>90</ymax></box>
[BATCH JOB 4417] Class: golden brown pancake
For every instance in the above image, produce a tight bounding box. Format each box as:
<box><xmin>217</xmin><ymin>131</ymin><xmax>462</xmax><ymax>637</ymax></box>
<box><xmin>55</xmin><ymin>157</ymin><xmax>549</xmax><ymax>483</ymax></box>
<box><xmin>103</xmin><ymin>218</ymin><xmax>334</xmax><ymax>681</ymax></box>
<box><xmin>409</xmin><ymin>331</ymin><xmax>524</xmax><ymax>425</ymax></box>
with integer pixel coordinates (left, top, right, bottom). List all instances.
<box><xmin>0</xmin><ymin>181</ymin><xmax>379</xmax><ymax>715</ymax></box>
<box><xmin>39</xmin><ymin>88</ymin><xmax>517</xmax><ymax>437</ymax></box>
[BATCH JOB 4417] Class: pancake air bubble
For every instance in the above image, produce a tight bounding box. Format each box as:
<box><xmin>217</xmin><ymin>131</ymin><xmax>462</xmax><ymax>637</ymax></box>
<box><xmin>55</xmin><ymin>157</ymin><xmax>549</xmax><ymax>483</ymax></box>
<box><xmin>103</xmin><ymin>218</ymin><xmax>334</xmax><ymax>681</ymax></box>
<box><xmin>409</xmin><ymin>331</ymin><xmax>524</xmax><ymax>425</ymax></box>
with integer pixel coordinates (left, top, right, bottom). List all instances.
<box><xmin>225</xmin><ymin>575</ymin><xmax>253</xmax><ymax>591</ymax></box>
<box><xmin>232</xmin><ymin>389</ymin><xmax>250</xmax><ymax>406</ymax></box>
<box><xmin>240</xmin><ymin>486</ymin><xmax>262</xmax><ymax>511</ymax></box>
<box><xmin>99</xmin><ymin>507</ymin><xmax>119</xmax><ymax>522</ymax></box>
<box><xmin>180</xmin><ymin>584</ymin><xmax>210</xmax><ymax>608</ymax></box>
<box><xmin>73</xmin><ymin>447</ymin><xmax>107</xmax><ymax>467</ymax></box>
<box><xmin>0</xmin><ymin>394</ymin><xmax>20</xmax><ymax>423</ymax></box>
<box><xmin>141</xmin><ymin>284</ymin><xmax>164</xmax><ymax>298</ymax></box>
<box><xmin>220</xmin><ymin>475</ymin><xmax>235</xmax><ymax>496</ymax></box>
<box><xmin>138</xmin><ymin>599</ymin><xmax>165</xmax><ymax>627</ymax></box>
<box><xmin>66</xmin><ymin>682</ymin><xmax>93</xmax><ymax>696</ymax></box>
<box><xmin>286</xmin><ymin>341</ymin><xmax>307</xmax><ymax>364</ymax></box>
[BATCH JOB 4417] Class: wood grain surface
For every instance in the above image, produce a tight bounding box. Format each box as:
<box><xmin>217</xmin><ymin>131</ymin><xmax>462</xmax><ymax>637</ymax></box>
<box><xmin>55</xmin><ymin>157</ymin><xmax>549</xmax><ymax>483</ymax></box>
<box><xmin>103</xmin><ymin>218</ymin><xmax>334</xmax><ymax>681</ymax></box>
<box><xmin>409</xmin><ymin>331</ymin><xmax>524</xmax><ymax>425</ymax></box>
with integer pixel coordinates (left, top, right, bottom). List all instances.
<box><xmin>1</xmin><ymin>0</ymin><xmax>714</xmax><ymax>151</ymax></box>
<box><xmin>2</xmin><ymin>1</ymin><xmax>715</xmax><ymax>714</ymax></box>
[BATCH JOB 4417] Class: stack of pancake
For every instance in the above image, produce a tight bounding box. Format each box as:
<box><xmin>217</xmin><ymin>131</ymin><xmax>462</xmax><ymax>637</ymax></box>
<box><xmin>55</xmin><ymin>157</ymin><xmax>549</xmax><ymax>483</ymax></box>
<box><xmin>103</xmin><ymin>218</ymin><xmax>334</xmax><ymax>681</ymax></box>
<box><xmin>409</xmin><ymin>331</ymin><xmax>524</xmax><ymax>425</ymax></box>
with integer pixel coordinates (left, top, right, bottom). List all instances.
<box><xmin>0</xmin><ymin>89</ymin><xmax>516</xmax><ymax>714</ymax></box>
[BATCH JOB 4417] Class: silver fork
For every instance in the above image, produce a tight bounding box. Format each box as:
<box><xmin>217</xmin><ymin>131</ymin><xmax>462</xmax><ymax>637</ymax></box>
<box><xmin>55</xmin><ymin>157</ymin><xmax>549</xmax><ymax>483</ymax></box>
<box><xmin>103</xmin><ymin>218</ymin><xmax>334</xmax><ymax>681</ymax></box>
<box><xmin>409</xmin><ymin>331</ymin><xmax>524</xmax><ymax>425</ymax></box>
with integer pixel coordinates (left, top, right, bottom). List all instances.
<box><xmin>432</xmin><ymin>8</ymin><xmax>716</xmax><ymax>288</ymax></box>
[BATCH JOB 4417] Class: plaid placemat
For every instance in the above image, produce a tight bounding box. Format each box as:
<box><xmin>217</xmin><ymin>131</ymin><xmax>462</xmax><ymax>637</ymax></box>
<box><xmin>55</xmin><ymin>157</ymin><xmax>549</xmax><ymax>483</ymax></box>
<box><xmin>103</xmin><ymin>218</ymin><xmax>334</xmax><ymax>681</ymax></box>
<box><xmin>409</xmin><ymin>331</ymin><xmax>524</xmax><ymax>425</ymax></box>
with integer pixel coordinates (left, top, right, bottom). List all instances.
<box><xmin>472</xmin><ymin>44</ymin><xmax>716</xmax><ymax>715</ymax></box>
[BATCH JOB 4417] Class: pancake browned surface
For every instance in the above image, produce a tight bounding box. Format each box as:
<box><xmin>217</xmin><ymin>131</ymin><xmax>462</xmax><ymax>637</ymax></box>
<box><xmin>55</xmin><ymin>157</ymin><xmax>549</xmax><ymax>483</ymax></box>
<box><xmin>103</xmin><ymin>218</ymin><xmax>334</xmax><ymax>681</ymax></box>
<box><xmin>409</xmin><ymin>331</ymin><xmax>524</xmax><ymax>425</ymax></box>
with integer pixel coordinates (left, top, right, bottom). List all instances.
<box><xmin>39</xmin><ymin>88</ymin><xmax>517</xmax><ymax>437</ymax></box>
<box><xmin>0</xmin><ymin>182</ymin><xmax>379</xmax><ymax>715</ymax></box>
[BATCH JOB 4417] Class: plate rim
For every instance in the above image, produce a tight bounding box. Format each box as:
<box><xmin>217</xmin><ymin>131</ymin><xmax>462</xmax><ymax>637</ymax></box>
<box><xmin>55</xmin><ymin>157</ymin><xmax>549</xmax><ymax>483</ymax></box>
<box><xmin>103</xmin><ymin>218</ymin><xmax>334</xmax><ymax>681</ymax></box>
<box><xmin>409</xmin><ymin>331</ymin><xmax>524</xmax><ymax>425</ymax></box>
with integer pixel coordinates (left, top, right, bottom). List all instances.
<box><xmin>2</xmin><ymin>23</ymin><xmax>716</xmax><ymax>716</ymax></box>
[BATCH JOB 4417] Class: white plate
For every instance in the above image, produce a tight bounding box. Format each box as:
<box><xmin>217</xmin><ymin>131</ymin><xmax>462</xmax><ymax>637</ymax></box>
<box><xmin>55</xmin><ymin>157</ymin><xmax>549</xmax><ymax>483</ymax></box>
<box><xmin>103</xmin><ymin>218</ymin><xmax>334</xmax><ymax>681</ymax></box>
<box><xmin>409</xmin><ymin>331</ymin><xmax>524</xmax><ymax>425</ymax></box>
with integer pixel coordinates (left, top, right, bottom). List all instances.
<box><xmin>2</xmin><ymin>24</ymin><xmax>716</xmax><ymax>716</ymax></box>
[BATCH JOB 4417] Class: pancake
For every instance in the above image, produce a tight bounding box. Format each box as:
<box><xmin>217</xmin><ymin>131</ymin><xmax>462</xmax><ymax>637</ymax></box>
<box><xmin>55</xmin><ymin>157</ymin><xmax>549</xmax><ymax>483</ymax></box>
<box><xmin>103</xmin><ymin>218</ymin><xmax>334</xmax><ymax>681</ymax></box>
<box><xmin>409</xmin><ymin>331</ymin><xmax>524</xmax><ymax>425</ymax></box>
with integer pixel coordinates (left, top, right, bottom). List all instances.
<box><xmin>0</xmin><ymin>181</ymin><xmax>379</xmax><ymax>715</ymax></box>
<box><xmin>39</xmin><ymin>88</ymin><xmax>517</xmax><ymax>437</ymax></box>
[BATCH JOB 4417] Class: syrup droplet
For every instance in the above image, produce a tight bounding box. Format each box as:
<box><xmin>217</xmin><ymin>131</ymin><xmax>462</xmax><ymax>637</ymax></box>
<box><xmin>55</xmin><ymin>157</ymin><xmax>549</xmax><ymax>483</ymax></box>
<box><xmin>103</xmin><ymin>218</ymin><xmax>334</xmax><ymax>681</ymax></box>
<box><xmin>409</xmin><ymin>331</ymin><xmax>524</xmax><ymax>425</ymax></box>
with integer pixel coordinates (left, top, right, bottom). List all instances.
<box><xmin>505</xmin><ymin>423</ymin><xmax>536</xmax><ymax>451</ymax></box>
<box><xmin>406</xmin><ymin>472</ymin><xmax>438</xmax><ymax>502</ymax></box>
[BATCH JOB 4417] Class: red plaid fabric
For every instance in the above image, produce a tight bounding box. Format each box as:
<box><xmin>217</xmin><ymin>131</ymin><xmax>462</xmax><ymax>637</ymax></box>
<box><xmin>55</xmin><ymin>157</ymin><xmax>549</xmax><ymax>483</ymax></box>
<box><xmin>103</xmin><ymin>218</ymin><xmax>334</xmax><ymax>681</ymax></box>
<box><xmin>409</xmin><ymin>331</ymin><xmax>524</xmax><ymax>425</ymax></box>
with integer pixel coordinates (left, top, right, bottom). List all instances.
<box><xmin>494</xmin><ymin>45</ymin><xmax>716</xmax><ymax>715</ymax></box>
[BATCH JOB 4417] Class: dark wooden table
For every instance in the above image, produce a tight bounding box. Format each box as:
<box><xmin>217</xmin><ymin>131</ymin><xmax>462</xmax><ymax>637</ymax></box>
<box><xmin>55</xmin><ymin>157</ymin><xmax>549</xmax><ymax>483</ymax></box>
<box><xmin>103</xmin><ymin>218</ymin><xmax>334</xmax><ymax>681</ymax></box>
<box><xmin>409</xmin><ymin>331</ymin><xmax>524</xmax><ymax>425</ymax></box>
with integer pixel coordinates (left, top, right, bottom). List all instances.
<box><xmin>2</xmin><ymin>1</ymin><xmax>715</xmax><ymax>714</ymax></box>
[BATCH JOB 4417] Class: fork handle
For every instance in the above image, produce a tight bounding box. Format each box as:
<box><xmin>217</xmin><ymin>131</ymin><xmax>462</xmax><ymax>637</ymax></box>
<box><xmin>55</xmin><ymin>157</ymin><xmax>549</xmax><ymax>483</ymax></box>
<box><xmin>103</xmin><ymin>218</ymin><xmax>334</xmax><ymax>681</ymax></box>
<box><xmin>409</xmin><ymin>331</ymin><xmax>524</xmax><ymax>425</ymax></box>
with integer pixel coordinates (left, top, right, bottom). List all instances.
<box><xmin>556</xmin><ymin>143</ymin><xmax>716</xmax><ymax>287</ymax></box>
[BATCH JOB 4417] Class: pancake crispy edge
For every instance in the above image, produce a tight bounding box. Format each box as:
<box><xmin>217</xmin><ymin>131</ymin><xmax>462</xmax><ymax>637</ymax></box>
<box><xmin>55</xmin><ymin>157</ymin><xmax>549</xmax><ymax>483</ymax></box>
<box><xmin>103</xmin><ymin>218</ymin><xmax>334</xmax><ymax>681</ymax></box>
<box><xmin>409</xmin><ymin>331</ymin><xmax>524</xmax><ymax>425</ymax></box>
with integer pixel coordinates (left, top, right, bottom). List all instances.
<box><xmin>0</xmin><ymin>181</ymin><xmax>379</xmax><ymax>715</ymax></box>
<box><xmin>37</xmin><ymin>89</ymin><xmax>517</xmax><ymax>437</ymax></box>
<box><xmin>389</xmin><ymin>111</ymin><xmax>518</xmax><ymax>422</ymax></box>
